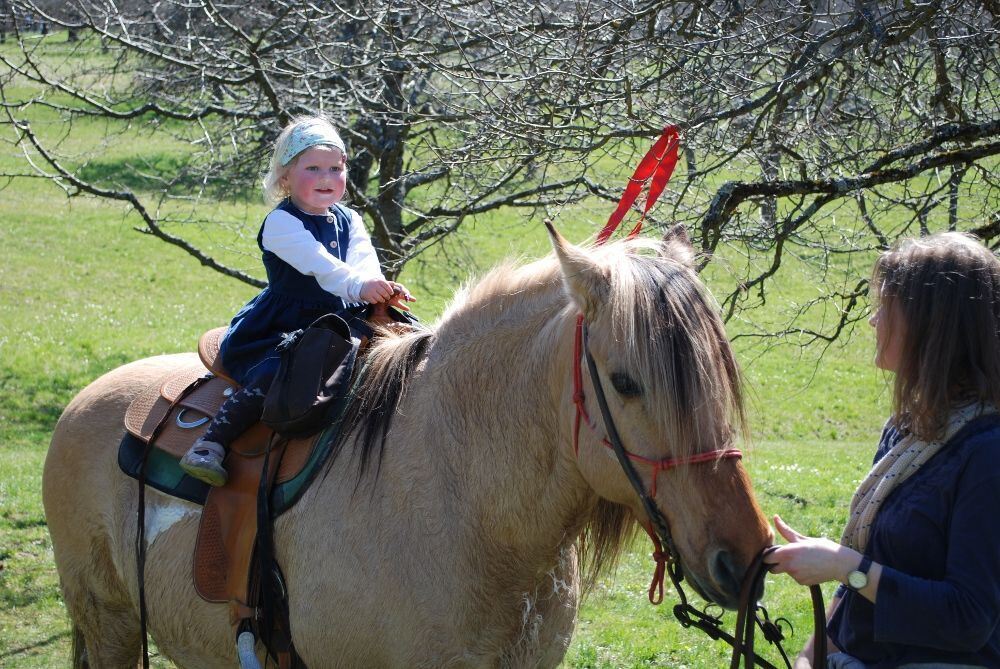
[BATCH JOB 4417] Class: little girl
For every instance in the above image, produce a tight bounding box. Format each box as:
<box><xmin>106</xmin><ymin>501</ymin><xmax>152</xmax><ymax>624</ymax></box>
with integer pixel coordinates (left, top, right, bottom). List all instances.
<box><xmin>180</xmin><ymin>115</ymin><xmax>414</xmax><ymax>487</ymax></box>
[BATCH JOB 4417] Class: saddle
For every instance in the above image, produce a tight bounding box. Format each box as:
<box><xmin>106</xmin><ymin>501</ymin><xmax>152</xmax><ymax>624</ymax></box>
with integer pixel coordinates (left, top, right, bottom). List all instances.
<box><xmin>122</xmin><ymin>328</ymin><xmax>332</xmax><ymax>612</ymax></box>
<box><xmin>121</xmin><ymin>304</ymin><xmax>420</xmax><ymax>664</ymax></box>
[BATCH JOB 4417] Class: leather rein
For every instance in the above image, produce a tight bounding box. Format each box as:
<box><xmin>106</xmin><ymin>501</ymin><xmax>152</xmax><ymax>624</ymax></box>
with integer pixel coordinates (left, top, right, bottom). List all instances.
<box><xmin>573</xmin><ymin>316</ymin><xmax>827</xmax><ymax>669</ymax></box>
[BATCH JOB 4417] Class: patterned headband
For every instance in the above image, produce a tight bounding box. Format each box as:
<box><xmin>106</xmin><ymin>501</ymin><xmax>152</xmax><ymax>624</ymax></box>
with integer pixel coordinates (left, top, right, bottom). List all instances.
<box><xmin>280</xmin><ymin>121</ymin><xmax>346</xmax><ymax>166</ymax></box>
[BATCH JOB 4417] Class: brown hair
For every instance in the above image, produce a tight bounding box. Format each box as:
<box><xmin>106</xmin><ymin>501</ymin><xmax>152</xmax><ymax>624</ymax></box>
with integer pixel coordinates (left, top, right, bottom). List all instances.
<box><xmin>872</xmin><ymin>232</ymin><xmax>1000</xmax><ymax>439</ymax></box>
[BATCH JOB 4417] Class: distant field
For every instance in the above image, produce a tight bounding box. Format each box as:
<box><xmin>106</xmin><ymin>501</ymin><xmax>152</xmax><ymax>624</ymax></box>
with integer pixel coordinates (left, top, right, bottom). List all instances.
<box><xmin>1</xmin><ymin>32</ymin><xmax>890</xmax><ymax>669</ymax></box>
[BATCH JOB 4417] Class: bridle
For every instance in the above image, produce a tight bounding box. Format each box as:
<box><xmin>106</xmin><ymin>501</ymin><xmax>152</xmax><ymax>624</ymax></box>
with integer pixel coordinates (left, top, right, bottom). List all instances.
<box><xmin>572</xmin><ymin>314</ymin><xmax>827</xmax><ymax>669</ymax></box>
<box><xmin>572</xmin><ymin>314</ymin><xmax>740</xmax><ymax>602</ymax></box>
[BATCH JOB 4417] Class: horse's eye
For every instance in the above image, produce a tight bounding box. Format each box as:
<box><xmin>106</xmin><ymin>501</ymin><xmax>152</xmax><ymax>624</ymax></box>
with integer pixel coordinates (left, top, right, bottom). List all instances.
<box><xmin>610</xmin><ymin>372</ymin><xmax>643</xmax><ymax>398</ymax></box>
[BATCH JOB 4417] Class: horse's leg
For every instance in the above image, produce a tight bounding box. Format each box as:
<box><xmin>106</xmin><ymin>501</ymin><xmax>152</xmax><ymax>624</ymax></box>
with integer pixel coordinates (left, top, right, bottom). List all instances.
<box><xmin>532</xmin><ymin>545</ymin><xmax>580</xmax><ymax>668</ymax></box>
<box><xmin>502</xmin><ymin>545</ymin><xmax>580</xmax><ymax>669</ymax></box>
<box><xmin>56</xmin><ymin>534</ymin><xmax>141</xmax><ymax>669</ymax></box>
<box><xmin>65</xmin><ymin>599</ymin><xmax>141</xmax><ymax>669</ymax></box>
<box><xmin>47</xmin><ymin>467</ymin><xmax>142</xmax><ymax>668</ymax></box>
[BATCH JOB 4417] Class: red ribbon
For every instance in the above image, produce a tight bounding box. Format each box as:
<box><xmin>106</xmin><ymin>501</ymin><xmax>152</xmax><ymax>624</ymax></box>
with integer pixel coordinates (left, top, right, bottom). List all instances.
<box><xmin>595</xmin><ymin>125</ymin><xmax>680</xmax><ymax>245</ymax></box>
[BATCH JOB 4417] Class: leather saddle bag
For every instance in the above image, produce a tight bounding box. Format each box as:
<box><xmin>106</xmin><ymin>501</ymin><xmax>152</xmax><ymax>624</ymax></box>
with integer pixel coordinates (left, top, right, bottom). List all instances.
<box><xmin>261</xmin><ymin>313</ymin><xmax>358</xmax><ymax>439</ymax></box>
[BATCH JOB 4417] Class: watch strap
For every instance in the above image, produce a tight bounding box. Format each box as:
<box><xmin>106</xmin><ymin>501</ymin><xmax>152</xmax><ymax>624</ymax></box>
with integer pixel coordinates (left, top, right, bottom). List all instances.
<box><xmin>857</xmin><ymin>555</ymin><xmax>872</xmax><ymax>576</ymax></box>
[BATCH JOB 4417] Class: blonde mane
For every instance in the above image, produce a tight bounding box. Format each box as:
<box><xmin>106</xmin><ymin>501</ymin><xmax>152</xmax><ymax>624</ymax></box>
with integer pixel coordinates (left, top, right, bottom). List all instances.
<box><xmin>441</xmin><ymin>237</ymin><xmax>745</xmax><ymax>457</ymax></box>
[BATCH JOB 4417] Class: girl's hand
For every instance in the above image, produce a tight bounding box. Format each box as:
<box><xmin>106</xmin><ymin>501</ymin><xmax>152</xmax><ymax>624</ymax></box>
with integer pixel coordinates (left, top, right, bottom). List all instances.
<box><xmin>360</xmin><ymin>278</ymin><xmax>395</xmax><ymax>304</ymax></box>
<box><xmin>763</xmin><ymin>515</ymin><xmax>859</xmax><ymax>586</ymax></box>
<box><xmin>385</xmin><ymin>282</ymin><xmax>416</xmax><ymax>311</ymax></box>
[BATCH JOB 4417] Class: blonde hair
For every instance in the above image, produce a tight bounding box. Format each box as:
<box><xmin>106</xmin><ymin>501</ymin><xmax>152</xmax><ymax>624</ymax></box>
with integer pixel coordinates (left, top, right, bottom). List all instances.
<box><xmin>872</xmin><ymin>231</ymin><xmax>1000</xmax><ymax>439</ymax></box>
<box><xmin>262</xmin><ymin>115</ymin><xmax>347</xmax><ymax>203</ymax></box>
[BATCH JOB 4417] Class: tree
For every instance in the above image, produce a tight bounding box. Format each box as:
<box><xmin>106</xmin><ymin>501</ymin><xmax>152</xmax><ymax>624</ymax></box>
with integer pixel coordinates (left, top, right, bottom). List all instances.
<box><xmin>2</xmin><ymin>0</ymin><xmax>998</xmax><ymax>341</ymax></box>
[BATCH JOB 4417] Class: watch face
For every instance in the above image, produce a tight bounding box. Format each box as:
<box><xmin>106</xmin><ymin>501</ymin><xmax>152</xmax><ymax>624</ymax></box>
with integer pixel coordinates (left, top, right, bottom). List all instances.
<box><xmin>848</xmin><ymin>570</ymin><xmax>868</xmax><ymax>590</ymax></box>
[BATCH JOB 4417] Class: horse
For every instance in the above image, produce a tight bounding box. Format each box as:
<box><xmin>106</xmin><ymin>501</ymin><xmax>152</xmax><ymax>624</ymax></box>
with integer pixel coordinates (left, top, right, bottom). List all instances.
<box><xmin>43</xmin><ymin>224</ymin><xmax>772</xmax><ymax>668</ymax></box>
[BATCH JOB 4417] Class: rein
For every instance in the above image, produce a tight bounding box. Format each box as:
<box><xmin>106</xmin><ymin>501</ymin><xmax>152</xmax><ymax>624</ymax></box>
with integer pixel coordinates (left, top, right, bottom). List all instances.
<box><xmin>574</xmin><ymin>319</ymin><xmax>827</xmax><ymax>668</ymax></box>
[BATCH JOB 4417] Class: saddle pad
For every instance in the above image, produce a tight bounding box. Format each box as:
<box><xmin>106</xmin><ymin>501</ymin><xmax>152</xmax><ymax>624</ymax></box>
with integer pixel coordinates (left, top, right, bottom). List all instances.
<box><xmin>118</xmin><ymin>420</ymin><xmax>342</xmax><ymax>514</ymax></box>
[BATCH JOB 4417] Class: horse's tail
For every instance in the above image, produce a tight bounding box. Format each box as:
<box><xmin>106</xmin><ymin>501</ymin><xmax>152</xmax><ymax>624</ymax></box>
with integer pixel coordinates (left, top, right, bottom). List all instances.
<box><xmin>70</xmin><ymin>623</ymin><xmax>88</xmax><ymax>669</ymax></box>
<box><xmin>330</xmin><ymin>327</ymin><xmax>435</xmax><ymax>480</ymax></box>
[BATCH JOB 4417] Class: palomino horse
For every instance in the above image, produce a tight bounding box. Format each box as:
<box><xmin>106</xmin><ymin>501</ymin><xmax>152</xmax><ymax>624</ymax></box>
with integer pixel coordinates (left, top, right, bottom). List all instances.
<box><xmin>43</xmin><ymin>225</ymin><xmax>771</xmax><ymax>668</ymax></box>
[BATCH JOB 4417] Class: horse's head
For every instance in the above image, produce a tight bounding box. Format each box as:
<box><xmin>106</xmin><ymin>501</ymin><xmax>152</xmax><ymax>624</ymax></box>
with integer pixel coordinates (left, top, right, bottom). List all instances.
<box><xmin>549</xmin><ymin>223</ymin><xmax>771</xmax><ymax>609</ymax></box>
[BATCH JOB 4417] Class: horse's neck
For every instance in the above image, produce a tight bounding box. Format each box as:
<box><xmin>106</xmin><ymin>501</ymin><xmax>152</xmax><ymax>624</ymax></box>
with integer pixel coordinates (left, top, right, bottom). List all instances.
<box><xmin>409</xmin><ymin>282</ymin><xmax>594</xmax><ymax>557</ymax></box>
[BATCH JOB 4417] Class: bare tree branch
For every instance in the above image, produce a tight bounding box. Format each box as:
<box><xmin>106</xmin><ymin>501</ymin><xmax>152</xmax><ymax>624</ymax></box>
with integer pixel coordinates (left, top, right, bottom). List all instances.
<box><xmin>1</xmin><ymin>0</ymin><xmax>998</xmax><ymax>348</ymax></box>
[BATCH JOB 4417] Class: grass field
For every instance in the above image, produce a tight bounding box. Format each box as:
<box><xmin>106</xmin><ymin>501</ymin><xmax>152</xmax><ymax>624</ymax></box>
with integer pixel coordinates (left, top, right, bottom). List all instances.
<box><xmin>1</xmin><ymin>31</ymin><xmax>893</xmax><ymax>669</ymax></box>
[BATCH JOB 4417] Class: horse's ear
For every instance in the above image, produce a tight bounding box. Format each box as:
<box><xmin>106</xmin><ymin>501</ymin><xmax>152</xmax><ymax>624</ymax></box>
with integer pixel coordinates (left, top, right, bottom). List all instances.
<box><xmin>661</xmin><ymin>224</ymin><xmax>696</xmax><ymax>268</ymax></box>
<box><xmin>545</xmin><ymin>221</ymin><xmax>609</xmax><ymax>318</ymax></box>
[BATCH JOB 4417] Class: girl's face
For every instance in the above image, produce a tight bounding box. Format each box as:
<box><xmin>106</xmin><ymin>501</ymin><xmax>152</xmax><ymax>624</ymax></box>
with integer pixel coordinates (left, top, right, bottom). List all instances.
<box><xmin>281</xmin><ymin>145</ymin><xmax>347</xmax><ymax>214</ymax></box>
<box><xmin>869</xmin><ymin>299</ymin><xmax>905</xmax><ymax>372</ymax></box>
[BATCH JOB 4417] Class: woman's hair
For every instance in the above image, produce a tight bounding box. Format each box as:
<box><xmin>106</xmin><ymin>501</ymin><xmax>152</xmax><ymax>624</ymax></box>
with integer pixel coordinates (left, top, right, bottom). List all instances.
<box><xmin>872</xmin><ymin>231</ymin><xmax>1000</xmax><ymax>439</ymax></box>
<box><xmin>262</xmin><ymin>115</ymin><xmax>346</xmax><ymax>203</ymax></box>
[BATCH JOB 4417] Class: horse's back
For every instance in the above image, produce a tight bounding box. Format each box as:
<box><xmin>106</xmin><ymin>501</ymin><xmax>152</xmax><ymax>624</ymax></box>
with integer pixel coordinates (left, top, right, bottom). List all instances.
<box><xmin>43</xmin><ymin>354</ymin><xmax>199</xmax><ymax>585</ymax></box>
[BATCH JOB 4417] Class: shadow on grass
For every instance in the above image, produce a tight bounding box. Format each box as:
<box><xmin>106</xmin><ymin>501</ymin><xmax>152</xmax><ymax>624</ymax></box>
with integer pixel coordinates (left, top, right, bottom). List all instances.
<box><xmin>762</xmin><ymin>489</ymin><xmax>810</xmax><ymax>507</ymax></box>
<box><xmin>9</xmin><ymin>517</ymin><xmax>48</xmax><ymax>530</ymax></box>
<box><xmin>0</xmin><ymin>631</ymin><xmax>70</xmax><ymax>661</ymax></box>
<box><xmin>0</xmin><ymin>581</ymin><xmax>57</xmax><ymax>609</ymax></box>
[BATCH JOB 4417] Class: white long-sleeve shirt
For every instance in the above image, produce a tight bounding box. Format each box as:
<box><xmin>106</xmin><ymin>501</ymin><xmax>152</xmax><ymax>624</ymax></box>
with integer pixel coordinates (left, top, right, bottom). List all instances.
<box><xmin>260</xmin><ymin>206</ymin><xmax>385</xmax><ymax>303</ymax></box>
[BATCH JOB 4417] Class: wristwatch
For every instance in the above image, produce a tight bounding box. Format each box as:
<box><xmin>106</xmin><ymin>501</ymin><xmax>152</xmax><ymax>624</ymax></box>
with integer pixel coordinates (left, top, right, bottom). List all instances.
<box><xmin>847</xmin><ymin>555</ymin><xmax>873</xmax><ymax>591</ymax></box>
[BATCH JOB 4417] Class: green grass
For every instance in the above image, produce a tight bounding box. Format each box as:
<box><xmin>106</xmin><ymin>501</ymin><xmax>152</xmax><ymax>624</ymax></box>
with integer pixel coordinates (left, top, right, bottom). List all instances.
<box><xmin>0</xmin><ymin>30</ymin><xmax>894</xmax><ymax>668</ymax></box>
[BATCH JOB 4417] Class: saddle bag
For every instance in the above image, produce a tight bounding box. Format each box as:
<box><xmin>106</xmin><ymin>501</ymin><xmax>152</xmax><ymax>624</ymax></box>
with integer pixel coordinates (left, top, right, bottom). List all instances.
<box><xmin>261</xmin><ymin>313</ymin><xmax>358</xmax><ymax>439</ymax></box>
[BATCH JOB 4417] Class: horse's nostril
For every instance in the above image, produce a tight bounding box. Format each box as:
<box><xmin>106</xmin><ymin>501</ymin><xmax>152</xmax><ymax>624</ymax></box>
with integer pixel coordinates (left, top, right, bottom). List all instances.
<box><xmin>710</xmin><ymin>549</ymin><xmax>743</xmax><ymax>598</ymax></box>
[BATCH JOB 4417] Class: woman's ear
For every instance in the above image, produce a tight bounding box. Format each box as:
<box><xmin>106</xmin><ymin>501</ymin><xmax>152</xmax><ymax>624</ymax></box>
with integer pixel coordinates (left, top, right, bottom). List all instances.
<box><xmin>545</xmin><ymin>221</ymin><xmax>610</xmax><ymax>319</ymax></box>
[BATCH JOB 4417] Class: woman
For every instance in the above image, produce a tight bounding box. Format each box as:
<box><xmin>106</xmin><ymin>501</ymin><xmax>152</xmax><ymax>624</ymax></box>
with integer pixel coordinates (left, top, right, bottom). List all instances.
<box><xmin>765</xmin><ymin>232</ymin><xmax>1000</xmax><ymax>669</ymax></box>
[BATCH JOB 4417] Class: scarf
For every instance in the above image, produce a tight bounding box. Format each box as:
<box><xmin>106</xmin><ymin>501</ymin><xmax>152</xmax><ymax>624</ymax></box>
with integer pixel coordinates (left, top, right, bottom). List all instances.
<box><xmin>841</xmin><ymin>402</ymin><xmax>996</xmax><ymax>553</ymax></box>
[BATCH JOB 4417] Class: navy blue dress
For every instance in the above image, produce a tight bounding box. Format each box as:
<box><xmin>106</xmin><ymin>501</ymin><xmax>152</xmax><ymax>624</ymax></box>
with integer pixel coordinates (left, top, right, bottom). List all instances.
<box><xmin>220</xmin><ymin>199</ymin><xmax>353</xmax><ymax>386</ymax></box>
<box><xmin>828</xmin><ymin>414</ymin><xmax>1000</xmax><ymax>668</ymax></box>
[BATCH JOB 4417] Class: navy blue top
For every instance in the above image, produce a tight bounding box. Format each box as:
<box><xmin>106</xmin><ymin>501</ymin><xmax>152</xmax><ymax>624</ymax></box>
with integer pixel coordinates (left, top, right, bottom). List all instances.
<box><xmin>219</xmin><ymin>200</ymin><xmax>353</xmax><ymax>385</ymax></box>
<box><xmin>828</xmin><ymin>414</ymin><xmax>1000</xmax><ymax>668</ymax></box>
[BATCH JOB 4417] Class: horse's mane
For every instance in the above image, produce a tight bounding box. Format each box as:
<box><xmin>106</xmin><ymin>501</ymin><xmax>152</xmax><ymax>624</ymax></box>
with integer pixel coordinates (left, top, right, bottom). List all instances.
<box><xmin>330</xmin><ymin>326</ymin><xmax>434</xmax><ymax>481</ymax></box>
<box><xmin>594</xmin><ymin>238</ymin><xmax>747</xmax><ymax>458</ymax></box>
<box><xmin>330</xmin><ymin>256</ymin><xmax>564</xmax><ymax>481</ymax></box>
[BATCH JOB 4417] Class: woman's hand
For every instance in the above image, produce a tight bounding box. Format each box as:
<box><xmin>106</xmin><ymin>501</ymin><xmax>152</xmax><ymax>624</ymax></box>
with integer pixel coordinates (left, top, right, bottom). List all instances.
<box><xmin>764</xmin><ymin>515</ymin><xmax>860</xmax><ymax>587</ymax></box>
